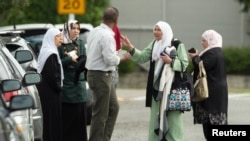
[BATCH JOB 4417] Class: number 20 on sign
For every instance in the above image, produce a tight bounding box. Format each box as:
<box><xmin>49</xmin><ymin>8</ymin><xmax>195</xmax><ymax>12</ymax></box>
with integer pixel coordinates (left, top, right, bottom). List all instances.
<box><xmin>58</xmin><ymin>0</ymin><xmax>85</xmax><ymax>14</ymax></box>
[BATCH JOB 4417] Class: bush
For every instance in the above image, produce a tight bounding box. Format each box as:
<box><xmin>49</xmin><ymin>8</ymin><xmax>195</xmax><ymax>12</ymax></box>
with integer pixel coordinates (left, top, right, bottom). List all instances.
<box><xmin>117</xmin><ymin>46</ymin><xmax>137</xmax><ymax>75</ymax></box>
<box><xmin>118</xmin><ymin>46</ymin><xmax>250</xmax><ymax>75</ymax></box>
<box><xmin>118</xmin><ymin>60</ymin><xmax>136</xmax><ymax>75</ymax></box>
<box><xmin>223</xmin><ymin>46</ymin><xmax>250</xmax><ymax>74</ymax></box>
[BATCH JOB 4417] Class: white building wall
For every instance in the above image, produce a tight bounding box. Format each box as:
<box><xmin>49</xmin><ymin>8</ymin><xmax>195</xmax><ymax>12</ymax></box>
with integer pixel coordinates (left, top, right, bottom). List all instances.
<box><xmin>111</xmin><ymin>0</ymin><xmax>250</xmax><ymax>51</ymax></box>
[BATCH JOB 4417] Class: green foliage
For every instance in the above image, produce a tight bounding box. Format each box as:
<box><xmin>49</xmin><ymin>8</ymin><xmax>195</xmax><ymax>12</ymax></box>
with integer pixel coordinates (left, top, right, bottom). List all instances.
<box><xmin>0</xmin><ymin>0</ymin><xmax>110</xmax><ymax>26</ymax></box>
<box><xmin>118</xmin><ymin>60</ymin><xmax>136</xmax><ymax>75</ymax></box>
<box><xmin>237</xmin><ymin>0</ymin><xmax>250</xmax><ymax>12</ymax></box>
<box><xmin>117</xmin><ymin>46</ymin><xmax>136</xmax><ymax>75</ymax></box>
<box><xmin>223</xmin><ymin>46</ymin><xmax>250</xmax><ymax>74</ymax></box>
<box><xmin>0</xmin><ymin>0</ymin><xmax>30</xmax><ymax>26</ymax></box>
<box><xmin>186</xmin><ymin>47</ymin><xmax>250</xmax><ymax>75</ymax></box>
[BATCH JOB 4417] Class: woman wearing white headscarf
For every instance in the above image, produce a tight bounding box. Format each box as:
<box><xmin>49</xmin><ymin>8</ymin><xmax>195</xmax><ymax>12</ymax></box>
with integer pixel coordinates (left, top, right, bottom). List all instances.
<box><xmin>57</xmin><ymin>19</ymin><xmax>88</xmax><ymax>141</ymax></box>
<box><xmin>122</xmin><ymin>21</ymin><xmax>189</xmax><ymax>141</ymax></box>
<box><xmin>189</xmin><ymin>29</ymin><xmax>228</xmax><ymax>140</ymax></box>
<box><xmin>37</xmin><ymin>28</ymin><xmax>63</xmax><ymax>141</ymax></box>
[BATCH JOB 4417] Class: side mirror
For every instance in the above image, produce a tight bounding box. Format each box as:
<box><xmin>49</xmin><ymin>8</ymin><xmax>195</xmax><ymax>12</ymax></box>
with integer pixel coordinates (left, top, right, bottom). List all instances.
<box><xmin>22</xmin><ymin>72</ymin><xmax>42</xmax><ymax>87</ymax></box>
<box><xmin>9</xmin><ymin>95</ymin><xmax>35</xmax><ymax>111</ymax></box>
<box><xmin>15</xmin><ymin>50</ymin><xmax>33</xmax><ymax>64</ymax></box>
<box><xmin>0</xmin><ymin>79</ymin><xmax>21</xmax><ymax>92</ymax></box>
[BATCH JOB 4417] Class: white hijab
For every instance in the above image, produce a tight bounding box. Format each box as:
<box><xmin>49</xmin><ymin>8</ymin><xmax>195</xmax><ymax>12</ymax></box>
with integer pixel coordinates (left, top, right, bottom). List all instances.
<box><xmin>153</xmin><ymin>21</ymin><xmax>174</xmax><ymax>77</ymax></box>
<box><xmin>199</xmin><ymin>29</ymin><xmax>222</xmax><ymax>56</ymax></box>
<box><xmin>152</xmin><ymin>21</ymin><xmax>173</xmax><ymax>61</ymax></box>
<box><xmin>37</xmin><ymin>28</ymin><xmax>64</xmax><ymax>86</ymax></box>
<box><xmin>62</xmin><ymin>20</ymin><xmax>80</xmax><ymax>44</ymax></box>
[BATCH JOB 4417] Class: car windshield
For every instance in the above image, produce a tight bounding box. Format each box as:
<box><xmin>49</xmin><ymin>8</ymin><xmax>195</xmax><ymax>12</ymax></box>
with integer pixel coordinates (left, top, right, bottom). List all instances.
<box><xmin>23</xmin><ymin>34</ymin><xmax>44</xmax><ymax>55</ymax></box>
<box><xmin>24</xmin><ymin>34</ymin><xmax>44</xmax><ymax>46</ymax></box>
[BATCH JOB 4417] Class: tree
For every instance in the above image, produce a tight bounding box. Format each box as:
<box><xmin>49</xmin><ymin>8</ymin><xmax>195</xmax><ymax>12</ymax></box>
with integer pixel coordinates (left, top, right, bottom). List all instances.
<box><xmin>0</xmin><ymin>0</ymin><xmax>110</xmax><ymax>26</ymax></box>
<box><xmin>0</xmin><ymin>0</ymin><xmax>30</xmax><ymax>26</ymax></box>
<box><xmin>237</xmin><ymin>0</ymin><xmax>250</xmax><ymax>12</ymax></box>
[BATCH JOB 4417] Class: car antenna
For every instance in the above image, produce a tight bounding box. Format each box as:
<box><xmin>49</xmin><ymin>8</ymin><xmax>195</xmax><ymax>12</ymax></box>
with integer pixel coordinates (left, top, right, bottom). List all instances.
<box><xmin>13</xmin><ymin>18</ymin><xmax>16</xmax><ymax>30</ymax></box>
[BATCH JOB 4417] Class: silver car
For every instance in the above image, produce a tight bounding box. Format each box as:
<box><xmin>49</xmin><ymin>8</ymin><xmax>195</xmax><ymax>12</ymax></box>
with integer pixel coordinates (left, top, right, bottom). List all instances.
<box><xmin>0</xmin><ymin>74</ymin><xmax>41</xmax><ymax>141</ymax></box>
<box><xmin>0</xmin><ymin>31</ymin><xmax>43</xmax><ymax>141</ymax></box>
<box><xmin>0</xmin><ymin>37</ymin><xmax>41</xmax><ymax>141</ymax></box>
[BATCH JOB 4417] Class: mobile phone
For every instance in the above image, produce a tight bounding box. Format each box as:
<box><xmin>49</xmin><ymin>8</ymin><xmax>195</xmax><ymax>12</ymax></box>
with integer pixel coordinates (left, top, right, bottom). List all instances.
<box><xmin>160</xmin><ymin>50</ymin><xmax>168</xmax><ymax>56</ymax></box>
<box><xmin>188</xmin><ymin>48</ymin><xmax>196</xmax><ymax>53</ymax></box>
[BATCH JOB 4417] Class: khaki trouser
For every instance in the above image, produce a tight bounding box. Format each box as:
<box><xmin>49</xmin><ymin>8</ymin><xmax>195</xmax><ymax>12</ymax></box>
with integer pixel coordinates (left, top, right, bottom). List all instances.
<box><xmin>87</xmin><ymin>70</ymin><xmax>119</xmax><ymax>141</ymax></box>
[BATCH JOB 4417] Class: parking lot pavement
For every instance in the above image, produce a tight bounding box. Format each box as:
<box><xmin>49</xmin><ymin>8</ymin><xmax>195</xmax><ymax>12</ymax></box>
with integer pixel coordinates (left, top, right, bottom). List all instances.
<box><xmin>115</xmin><ymin>89</ymin><xmax>204</xmax><ymax>141</ymax></box>
<box><xmin>116</xmin><ymin>88</ymin><xmax>250</xmax><ymax>100</ymax></box>
<box><xmin>87</xmin><ymin>89</ymin><xmax>250</xmax><ymax>141</ymax></box>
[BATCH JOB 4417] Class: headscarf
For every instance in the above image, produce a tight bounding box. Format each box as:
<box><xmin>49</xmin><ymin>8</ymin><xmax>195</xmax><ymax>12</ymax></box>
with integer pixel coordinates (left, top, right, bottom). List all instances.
<box><xmin>62</xmin><ymin>19</ymin><xmax>80</xmax><ymax>44</ymax></box>
<box><xmin>37</xmin><ymin>28</ymin><xmax>64</xmax><ymax>86</ymax></box>
<box><xmin>152</xmin><ymin>21</ymin><xmax>173</xmax><ymax>61</ymax></box>
<box><xmin>199</xmin><ymin>29</ymin><xmax>222</xmax><ymax>56</ymax></box>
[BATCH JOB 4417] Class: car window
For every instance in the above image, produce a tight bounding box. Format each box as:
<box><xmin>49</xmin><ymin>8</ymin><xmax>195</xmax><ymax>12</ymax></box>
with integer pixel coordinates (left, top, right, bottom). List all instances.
<box><xmin>2</xmin><ymin>36</ymin><xmax>38</xmax><ymax>72</ymax></box>
<box><xmin>0</xmin><ymin>98</ymin><xmax>3</xmax><ymax>107</ymax></box>
<box><xmin>0</xmin><ymin>48</ymin><xmax>23</xmax><ymax>79</ymax></box>
<box><xmin>0</xmin><ymin>52</ymin><xmax>20</xmax><ymax>102</ymax></box>
<box><xmin>0</xmin><ymin>54</ymin><xmax>13</xmax><ymax>80</ymax></box>
<box><xmin>24</xmin><ymin>34</ymin><xmax>44</xmax><ymax>55</ymax></box>
<box><xmin>6</xmin><ymin>44</ymin><xmax>25</xmax><ymax>51</ymax></box>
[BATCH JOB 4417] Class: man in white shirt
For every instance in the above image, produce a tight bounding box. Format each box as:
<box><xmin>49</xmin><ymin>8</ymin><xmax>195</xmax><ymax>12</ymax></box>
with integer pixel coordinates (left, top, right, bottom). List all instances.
<box><xmin>86</xmin><ymin>7</ymin><xmax>129</xmax><ymax>141</ymax></box>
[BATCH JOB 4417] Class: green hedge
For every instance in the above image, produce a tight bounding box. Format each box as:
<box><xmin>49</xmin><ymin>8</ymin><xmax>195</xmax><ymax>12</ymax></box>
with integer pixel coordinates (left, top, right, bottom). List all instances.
<box><xmin>223</xmin><ymin>46</ymin><xmax>250</xmax><ymax>74</ymax></box>
<box><xmin>119</xmin><ymin>46</ymin><xmax>250</xmax><ymax>75</ymax></box>
<box><xmin>118</xmin><ymin>60</ymin><xmax>136</xmax><ymax>75</ymax></box>
<box><xmin>186</xmin><ymin>46</ymin><xmax>250</xmax><ymax>75</ymax></box>
<box><xmin>117</xmin><ymin>47</ymin><xmax>136</xmax><ymax>75</ymax></box>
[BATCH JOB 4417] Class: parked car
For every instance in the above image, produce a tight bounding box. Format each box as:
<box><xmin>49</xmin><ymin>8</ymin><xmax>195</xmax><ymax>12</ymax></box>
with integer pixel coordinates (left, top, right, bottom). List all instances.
<box><xmin>0</xmin><ymin>73</ymin><xmax>41</xmax><ymax>141</ymax></box>
<box><xmin>0</xmin><ymin>79</ymin><xmax>28</xmax><ymax>141</ymax></box>
<box><xmin>0</xmin><ymin>31</ymin><xmax>43</xmax><ymax>141</ymax></box>
<box><xmin>0</xmin><ymin>37</ymin><xmax>43</xmax><ymax>141</ymax></box>
<box><xmin>0</xmin><ymin>31</ymin><xmax>37</xmax><ymax>71</ymax></box>
<box><xmin>0</xmin><ymin>23</ymin><xmax>54</xmax><ymax>57</ymax></box>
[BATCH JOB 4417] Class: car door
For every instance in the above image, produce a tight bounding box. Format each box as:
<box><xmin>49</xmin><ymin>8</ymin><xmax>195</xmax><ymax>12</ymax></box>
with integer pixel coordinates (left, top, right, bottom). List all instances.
<box><xmin>0</xmin><ymin>46</ymin><xmax>34</xmax><ymax>141</ymax></box>
<box><xmin>0</xmin><ymin>76</ymin><xmax>41</xmax><ymax>141</ymax></box>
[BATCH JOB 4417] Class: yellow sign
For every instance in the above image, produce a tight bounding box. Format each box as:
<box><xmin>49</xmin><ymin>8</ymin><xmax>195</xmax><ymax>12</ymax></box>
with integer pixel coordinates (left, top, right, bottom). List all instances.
<box><xmin>58</xmin><ymin>0</ymin><xmax>85</xmax><ymax>14</ymax></box>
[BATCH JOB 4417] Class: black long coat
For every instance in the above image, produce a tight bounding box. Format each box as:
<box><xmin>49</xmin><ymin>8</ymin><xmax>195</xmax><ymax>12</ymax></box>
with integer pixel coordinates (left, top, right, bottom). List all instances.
<box><xmin>36</xmin><ymin>54</ymin><xmax>62</xmax><ymax>141</ymax></box>
<box><xmin>192</xmin><ymin>47</ymin><xmax>228</xmax><ymax>125</ymax></box>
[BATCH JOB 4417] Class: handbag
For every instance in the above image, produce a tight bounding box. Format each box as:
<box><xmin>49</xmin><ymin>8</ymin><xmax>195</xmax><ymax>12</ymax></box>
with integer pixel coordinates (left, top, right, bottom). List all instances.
<box><xmin>192</xmin><ymin>61</ymin><xmax>209</xmax><ymax>102</ymax></box>
<box><xmin>167</xmin><ymin>63</ymin><xmax>192</xmax><ymax>111</ymax></box>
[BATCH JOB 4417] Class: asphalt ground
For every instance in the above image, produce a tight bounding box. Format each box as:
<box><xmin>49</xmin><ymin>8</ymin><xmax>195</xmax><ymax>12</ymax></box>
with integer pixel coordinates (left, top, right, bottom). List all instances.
<box><xmin>87</xmin><ymin>89</ymin><xmax>250</xmax><ymax>141</ymax></box>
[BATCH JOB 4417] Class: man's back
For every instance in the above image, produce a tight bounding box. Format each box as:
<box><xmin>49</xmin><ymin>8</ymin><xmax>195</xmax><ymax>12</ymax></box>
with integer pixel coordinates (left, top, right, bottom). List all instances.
<box><xmin>86</xmin><ymin>23</ymin><xmax>119</xmax><ymax>71</ymax></box>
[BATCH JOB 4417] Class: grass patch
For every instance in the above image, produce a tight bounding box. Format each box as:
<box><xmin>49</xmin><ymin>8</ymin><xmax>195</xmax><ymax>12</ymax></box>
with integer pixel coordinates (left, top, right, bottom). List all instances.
<box><xmin>228</xmin><ymin>88</ymin><xmax>250</xmax><ymax>94</ymax></box>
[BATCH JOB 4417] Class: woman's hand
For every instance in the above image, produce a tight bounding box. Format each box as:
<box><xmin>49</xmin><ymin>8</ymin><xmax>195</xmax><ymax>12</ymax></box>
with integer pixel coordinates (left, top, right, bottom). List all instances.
<box><xmin>121</xmin><ymin>35</ymin><xmax>134</xmax><ymax>51</ymax></box>
<box><xmin>71</xmin><ymin>54</ymin><xmax>78</xmax><ymax>62</ymax></box>
<box><xmin>161</xmin><ymin>55</ymin><xmax>172</xmax><ymax>64</ymax></box>
<box><xmin>67</xmin><ymin>50</ymin><xmax>78</xmax><ymax>62</ymax></box>
<box><xmin>188</xmin><ymin>48</ymin><xmax>199</xmax><ymax>59</ymax></box>
<box><xmin>189</xmin><ymin>52</ymin><xmax>199</xmax><ymax>59</ymax></box>
<box><xmin>120</xmin><ymin>52</ymin><xmax>131</xmax><ymax>61</ymax></box>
